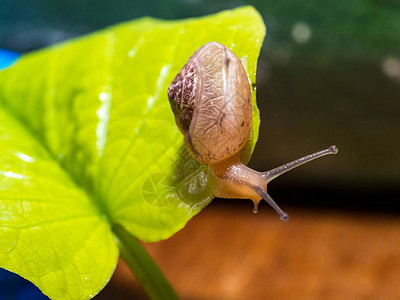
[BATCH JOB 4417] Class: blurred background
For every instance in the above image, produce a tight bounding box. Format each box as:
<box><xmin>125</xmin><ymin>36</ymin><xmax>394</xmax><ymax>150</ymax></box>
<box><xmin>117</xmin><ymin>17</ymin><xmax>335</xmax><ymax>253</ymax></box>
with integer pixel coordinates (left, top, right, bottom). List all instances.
<box><xmin>0</xmin><ymin>0</ymin><xmax>399</xmax><ymax>299</ymax></box>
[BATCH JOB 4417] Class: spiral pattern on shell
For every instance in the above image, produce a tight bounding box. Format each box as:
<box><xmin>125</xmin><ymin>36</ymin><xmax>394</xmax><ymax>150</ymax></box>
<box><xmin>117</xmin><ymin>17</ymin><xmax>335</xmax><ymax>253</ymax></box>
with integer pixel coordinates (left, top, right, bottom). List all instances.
<box><xmin>167</xmin><ymin>60</ymin><xmax>197</xmax><ymax>134</ymax></box>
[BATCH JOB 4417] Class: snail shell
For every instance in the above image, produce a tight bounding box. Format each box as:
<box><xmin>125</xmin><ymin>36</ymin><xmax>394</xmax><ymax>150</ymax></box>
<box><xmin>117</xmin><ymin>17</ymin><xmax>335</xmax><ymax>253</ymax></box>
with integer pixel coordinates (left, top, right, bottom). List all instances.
<box><xmin>167</xmin><ymin>42</ymin><xmax>252</xmax><ymax>164</ymax></box>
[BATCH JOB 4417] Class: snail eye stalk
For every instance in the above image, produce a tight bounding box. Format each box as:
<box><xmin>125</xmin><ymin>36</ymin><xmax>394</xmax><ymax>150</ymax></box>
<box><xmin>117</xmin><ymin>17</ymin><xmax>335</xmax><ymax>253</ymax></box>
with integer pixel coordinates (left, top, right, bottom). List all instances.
<box><xmin>262</xmin><ymin>146</ymin><xmax>338</xmax><ymax>182</ymax></box>
<box><xmin>255</xmin><ymin>145</ymin><xmax>338</xmax><ymax>221</ymax></box>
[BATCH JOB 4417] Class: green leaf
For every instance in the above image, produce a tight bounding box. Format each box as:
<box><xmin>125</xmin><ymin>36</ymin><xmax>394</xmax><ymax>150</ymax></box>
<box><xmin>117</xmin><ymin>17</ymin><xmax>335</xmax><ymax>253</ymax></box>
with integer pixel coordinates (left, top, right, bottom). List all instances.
<box><xmin>0</xmin><ymin>109</ymin><xmax>119</xmax><ymax>299</ymax></box>
<box><xmin>0</xmin><ymin>6</ymin><xmax>265</xmax><ymax>299</ymax></box>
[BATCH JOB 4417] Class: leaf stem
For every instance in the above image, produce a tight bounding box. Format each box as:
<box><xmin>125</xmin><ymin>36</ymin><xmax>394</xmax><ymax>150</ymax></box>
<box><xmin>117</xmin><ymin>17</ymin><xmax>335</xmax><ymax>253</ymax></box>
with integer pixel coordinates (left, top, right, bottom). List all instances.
<box><xmin>112</xmin><ymin>223</ymin><xmax>179</xmax><ymax>300</ymax></box>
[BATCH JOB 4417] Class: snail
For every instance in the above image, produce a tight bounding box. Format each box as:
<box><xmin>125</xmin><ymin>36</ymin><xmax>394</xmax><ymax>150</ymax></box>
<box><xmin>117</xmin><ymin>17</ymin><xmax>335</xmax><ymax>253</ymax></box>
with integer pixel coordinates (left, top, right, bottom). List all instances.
<box><xmin>167</xmin><ymin>42</ymin><xmax>338</xmax><ymax>222</ymax></box>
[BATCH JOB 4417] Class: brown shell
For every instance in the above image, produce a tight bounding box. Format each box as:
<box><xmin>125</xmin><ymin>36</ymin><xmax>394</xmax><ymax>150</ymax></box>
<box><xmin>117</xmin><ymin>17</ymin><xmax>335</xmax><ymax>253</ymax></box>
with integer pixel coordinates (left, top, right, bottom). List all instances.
<box><xmin>167</xmin><ymin>42</ymin><xmax>252</xmax><ymax>165</ymax></box>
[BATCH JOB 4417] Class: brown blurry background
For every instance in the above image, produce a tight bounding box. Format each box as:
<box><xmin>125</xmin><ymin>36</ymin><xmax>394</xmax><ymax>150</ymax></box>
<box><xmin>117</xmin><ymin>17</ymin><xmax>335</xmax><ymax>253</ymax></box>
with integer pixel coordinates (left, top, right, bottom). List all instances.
<box><xmin>98</xmin><ymin>203</ymin><xmax>400</xmax><ymax>299</ymax></box>
<box><xmin>1</xmin><ymin>0</ymin><xmax>400</xmax><ymax>299</ymax></box>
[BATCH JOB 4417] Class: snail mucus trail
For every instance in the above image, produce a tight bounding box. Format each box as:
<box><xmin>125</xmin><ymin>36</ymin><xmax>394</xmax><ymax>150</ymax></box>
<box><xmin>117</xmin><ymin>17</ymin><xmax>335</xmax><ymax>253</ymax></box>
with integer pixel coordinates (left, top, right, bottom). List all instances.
<box><xmin>167</xmin><ymin>42</ymin><xmax>338</xmax><ymax>222</ymax></box>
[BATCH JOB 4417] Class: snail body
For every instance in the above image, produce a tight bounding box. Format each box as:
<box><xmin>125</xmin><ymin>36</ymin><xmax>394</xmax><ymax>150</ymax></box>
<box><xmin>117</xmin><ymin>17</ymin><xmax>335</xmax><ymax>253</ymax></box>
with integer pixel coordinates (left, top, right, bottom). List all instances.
<box><xmin>168</xmin><ymin>42</ymin><xmax>338</xmax><ymax>221</ymax></box>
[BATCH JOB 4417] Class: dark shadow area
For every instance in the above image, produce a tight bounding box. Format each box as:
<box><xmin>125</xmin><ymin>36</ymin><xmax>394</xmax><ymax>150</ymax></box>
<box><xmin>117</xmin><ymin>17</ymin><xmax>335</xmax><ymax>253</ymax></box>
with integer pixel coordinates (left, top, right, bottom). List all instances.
<box><xmin>0</xmin><ymin>268</ymin><xmax>49</xmax><ymax>299</ymax></box>
<box><xmin>214</xmin><ymin>184</ymin><xmax>400</xmax><ymax>216</ymax></box>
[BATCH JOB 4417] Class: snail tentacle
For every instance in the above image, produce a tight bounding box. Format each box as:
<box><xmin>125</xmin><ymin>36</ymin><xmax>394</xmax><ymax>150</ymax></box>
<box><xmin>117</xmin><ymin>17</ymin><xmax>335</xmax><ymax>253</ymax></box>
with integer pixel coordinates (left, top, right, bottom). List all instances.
<box><xmin>262</xmin><ymin>146</ymin><xmax>338</xmax><ymax>182</ymax></box>
<box><xmin>253</xmin><ymin>186</ymin><xmax>289</xmax><ymax>222</ymax></box>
